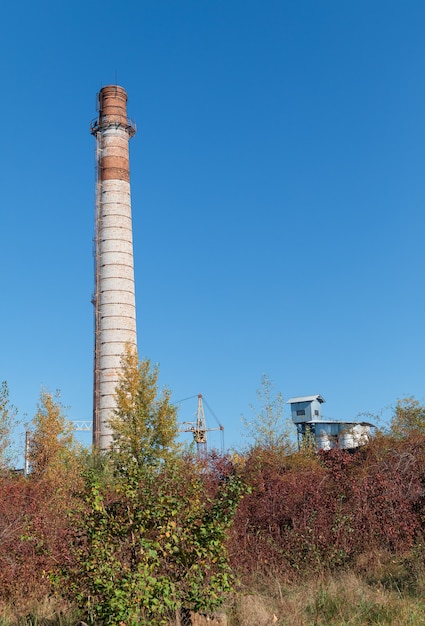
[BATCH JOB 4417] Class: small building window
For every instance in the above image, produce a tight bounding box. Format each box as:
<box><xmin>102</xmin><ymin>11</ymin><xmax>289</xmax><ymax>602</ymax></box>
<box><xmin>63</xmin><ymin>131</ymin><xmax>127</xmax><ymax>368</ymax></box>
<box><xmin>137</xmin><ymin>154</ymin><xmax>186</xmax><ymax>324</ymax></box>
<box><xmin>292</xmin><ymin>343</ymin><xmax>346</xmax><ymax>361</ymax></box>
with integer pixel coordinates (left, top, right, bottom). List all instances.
<box><xmin>296</xmin><ymin>410</ymin><xmax>305</xmax><ymax>416</ymax></box>
<box><xmin>314</xmin><ymin>410</ymin><xmax>319</xmax><ymax>416</ymax></box>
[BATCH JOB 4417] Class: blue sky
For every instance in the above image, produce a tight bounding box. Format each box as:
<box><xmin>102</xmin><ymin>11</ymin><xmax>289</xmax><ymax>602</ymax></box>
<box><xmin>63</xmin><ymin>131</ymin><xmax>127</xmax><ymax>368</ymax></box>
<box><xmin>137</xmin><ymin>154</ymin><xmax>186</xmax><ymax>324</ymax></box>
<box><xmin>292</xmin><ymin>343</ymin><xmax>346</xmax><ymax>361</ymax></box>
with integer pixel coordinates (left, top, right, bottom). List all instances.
<box><xmin>1</xmin><ymin>0</ymin><xmax>425</xmax><ymax>454</ymax></box>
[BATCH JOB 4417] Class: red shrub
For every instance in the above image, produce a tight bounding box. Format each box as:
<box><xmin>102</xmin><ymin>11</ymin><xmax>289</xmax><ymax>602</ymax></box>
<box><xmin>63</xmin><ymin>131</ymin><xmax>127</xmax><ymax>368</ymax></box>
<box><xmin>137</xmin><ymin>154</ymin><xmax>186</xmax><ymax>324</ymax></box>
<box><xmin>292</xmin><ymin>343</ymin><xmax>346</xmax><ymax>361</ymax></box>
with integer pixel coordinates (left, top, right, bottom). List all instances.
<box><xmin>0</xmin><ymin>475</ymin><xmax>72</xmax><ymax>606</ymax></box>
<box><xmin>229</xmin><ymin>438</ymin><xmax>425</xmax><ymax>580</ymax></box>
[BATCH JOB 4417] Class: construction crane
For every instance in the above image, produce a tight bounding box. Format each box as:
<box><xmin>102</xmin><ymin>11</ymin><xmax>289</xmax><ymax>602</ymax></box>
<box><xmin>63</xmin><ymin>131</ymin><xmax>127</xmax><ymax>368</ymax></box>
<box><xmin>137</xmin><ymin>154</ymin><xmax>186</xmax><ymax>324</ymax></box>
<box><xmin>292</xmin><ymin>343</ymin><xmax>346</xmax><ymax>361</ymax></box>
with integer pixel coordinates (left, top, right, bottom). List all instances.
<box><xmin>179</xmin><ymin>394</ymin><xmax>224</xmax><ymax>455</ymax></box>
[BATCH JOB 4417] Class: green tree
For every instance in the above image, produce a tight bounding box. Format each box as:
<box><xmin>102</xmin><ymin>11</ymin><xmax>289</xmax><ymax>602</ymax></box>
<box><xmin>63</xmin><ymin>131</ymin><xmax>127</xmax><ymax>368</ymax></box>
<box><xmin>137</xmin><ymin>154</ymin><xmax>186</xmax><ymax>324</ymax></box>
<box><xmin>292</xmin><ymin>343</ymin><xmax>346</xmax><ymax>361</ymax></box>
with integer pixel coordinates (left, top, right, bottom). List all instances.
<box><xmin>63</xmin><ymin>348</ymin><xmax>247</xmax><ymax>625</ymax></box>
<box><xmin>0</xmin><ymin>381</ymin><xmax>17</xmax><ymax>470</ymax></box>
<box><xmin>28</xmin><ymin>390</ymin><xmax>77</xmax><ymax>479</ymax></box>
<box><xmin>107</xmin><ymin>345</ymin><xmax>179</xmax><ymax>476</ymax></box>
<box><xmin>390</xmin><ymin>396</ymin><xmax>425</xmax><ymax>439</ymax></box>
<box><xmin>241</xmin><ymin>374</ymin><xmax>295</xmax><ymax>453</ymax></box>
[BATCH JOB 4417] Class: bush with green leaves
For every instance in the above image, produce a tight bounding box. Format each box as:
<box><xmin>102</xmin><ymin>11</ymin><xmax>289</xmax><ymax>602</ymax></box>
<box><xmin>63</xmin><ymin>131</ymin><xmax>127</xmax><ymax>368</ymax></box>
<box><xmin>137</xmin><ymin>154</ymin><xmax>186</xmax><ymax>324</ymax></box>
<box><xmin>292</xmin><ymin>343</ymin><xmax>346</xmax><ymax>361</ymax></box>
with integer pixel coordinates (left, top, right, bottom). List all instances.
<box><xmin>64</xmin><ymin>456</ymin><xmax>245</xmax><ymax>625</ymax></box>
<box><xmin>61</xmin><ymin>348</ymin><xmax>246</xmax><ymax>625</ymax></box>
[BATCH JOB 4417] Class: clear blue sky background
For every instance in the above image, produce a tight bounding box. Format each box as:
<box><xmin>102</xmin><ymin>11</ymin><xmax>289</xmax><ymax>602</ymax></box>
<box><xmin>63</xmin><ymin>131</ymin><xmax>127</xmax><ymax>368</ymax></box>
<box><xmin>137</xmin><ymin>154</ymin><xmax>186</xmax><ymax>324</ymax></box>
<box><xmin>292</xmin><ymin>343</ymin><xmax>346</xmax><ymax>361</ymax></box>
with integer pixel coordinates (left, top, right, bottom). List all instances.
<box><xmin>1</xmin><ymin>0</ymin><xmax>425</xmax><ymax>454</ymax></box>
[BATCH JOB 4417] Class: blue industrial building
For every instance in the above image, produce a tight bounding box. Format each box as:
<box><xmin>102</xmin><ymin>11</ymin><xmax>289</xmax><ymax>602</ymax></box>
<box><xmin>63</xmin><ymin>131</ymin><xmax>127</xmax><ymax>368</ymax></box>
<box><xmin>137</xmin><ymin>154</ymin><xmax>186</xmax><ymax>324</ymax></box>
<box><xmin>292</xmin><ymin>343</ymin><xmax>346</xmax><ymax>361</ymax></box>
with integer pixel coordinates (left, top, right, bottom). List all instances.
<box><xmin>287</xmin><ymin>395</ymin><xmax>374</xmax><ymax>451</ymax></box>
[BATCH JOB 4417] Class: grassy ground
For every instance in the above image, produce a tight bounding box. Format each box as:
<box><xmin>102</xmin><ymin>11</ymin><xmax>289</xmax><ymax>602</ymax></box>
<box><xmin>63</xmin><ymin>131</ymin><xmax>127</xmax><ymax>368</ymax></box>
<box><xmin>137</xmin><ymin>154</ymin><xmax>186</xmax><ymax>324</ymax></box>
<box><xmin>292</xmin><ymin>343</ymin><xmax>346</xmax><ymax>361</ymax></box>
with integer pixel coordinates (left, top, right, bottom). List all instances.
<box><xmin>2</xmin><ymin>569</ymin><xmax>425</xmax><ymax>625</ymax></box>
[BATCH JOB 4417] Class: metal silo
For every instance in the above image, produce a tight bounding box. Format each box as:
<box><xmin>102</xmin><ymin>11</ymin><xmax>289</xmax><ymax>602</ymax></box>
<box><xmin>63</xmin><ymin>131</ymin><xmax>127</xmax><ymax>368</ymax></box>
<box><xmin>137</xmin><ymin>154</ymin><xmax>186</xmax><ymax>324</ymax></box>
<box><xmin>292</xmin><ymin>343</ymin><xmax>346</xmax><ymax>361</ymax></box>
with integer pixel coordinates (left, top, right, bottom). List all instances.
<box><xmin>90</xmin><ymin>85</ymin><xmax>137</xmax><ymax>450</ymax></box>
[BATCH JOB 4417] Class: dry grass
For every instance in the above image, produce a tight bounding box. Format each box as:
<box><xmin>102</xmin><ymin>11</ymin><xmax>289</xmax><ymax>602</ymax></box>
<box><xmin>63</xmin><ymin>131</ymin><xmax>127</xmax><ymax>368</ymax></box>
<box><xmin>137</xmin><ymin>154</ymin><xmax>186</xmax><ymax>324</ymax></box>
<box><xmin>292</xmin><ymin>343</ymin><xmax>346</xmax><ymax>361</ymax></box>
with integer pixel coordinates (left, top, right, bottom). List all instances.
<box><xmin>228</xmin><ymin>571</ymin><xmax>425</xmax><ymax>625</ymax></box>
<box><xmin>0</xmin><ymin>595</ymin><xmax>77</xmax><ymax>626</ymax></box>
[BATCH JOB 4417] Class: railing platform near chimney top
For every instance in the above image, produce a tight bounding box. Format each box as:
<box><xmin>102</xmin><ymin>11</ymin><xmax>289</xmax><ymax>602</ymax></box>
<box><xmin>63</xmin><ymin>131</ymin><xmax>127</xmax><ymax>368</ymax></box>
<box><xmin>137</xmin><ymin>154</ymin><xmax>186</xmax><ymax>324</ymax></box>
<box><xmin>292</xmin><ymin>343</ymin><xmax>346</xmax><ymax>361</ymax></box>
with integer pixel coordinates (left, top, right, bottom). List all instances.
<box><xmin>90</xmin><ymin>116</ymin><xmax>136</xmax><ymax>136</ymax></box>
